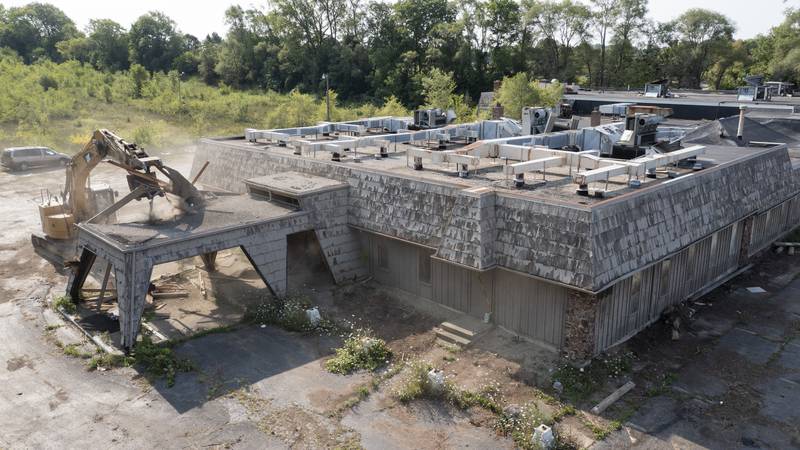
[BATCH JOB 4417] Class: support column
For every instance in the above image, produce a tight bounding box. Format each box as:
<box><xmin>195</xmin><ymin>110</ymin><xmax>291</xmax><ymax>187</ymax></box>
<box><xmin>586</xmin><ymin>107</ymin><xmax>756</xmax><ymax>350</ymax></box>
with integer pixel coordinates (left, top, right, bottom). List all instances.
<box><xmin>240</xmin><ymin>235</ymin><xmax>288</xmax><ymax>297</ymax></box>
<box><xmin>115</xmin><ymin>252</ymin><xmax>154</xmax><ymax>352</ymax></box>
<box><xmin>200</xmin><ymin>251</ymin><xmax>218</xmax><ymax>272</ymax></box>
<box><xmin>67</xmin><ymin>247</ymin><xmax>97</xmax><ymax>302</ymax></box>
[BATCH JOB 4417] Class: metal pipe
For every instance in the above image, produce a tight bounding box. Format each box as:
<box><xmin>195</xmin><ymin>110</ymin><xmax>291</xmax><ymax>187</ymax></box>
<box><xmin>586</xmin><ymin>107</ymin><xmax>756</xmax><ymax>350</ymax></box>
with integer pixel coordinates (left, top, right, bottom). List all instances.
<box><xmin>737</xmin><ymin>105</ymin><xmax>747</xmax><ymax>140</ymax></box>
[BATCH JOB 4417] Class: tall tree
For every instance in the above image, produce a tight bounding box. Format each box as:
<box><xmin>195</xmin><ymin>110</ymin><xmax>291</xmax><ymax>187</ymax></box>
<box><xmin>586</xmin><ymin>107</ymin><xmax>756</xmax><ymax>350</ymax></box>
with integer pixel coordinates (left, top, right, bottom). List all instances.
<box><xmin>86</xmin><ymin>19</ymin><xmax>129</xmax><ymax>71</ymax></box>
<box><xmin>610</xmin><ymin>0</ymin><xmax>646</xmax><ymax>82</ymax></box>
<box><xmin>0</xmin><ymin>2</ymin><xmax>78</xmax><ymax>63</ymax></box>
<box><xmin>591</xmin><ymin>0</ymin><xmax>621</xmax><ymax>89</ymax></box>
<box><xmin>128</xmin><ymin>11</ymin><xmax>185</xmax><ymax>73</ymax></box>
<box><xmin>670</xmin><ymin>9</ymin><xmax>735</xmax><ymax>88</ymax></box>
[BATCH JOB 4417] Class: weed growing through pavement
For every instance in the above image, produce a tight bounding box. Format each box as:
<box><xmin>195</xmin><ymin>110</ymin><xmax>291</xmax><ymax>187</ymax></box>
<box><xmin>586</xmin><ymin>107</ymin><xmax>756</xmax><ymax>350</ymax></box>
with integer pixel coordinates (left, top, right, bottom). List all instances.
<box><xmin>325</xmin><ymin>330</ymin><xmax>392</xmax><ymax>374</ymax></box>
<box><xmin>551</xmin><ymin>352</ymin><xmax>635</xmax><ymax>403</ymax></box>
<box><xmin>52</xmin><ymin>295</ymin><xmax>76</xmax><ymax>314</ymax></box>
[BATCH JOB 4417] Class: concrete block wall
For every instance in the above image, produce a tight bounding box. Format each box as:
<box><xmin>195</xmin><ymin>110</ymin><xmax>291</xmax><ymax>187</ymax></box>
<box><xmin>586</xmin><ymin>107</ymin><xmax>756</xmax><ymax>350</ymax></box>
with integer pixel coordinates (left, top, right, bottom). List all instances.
<box><xmin>241</xmin><ymin>234</ymin><xmax>290</xmax><ymax>296</ymax></box>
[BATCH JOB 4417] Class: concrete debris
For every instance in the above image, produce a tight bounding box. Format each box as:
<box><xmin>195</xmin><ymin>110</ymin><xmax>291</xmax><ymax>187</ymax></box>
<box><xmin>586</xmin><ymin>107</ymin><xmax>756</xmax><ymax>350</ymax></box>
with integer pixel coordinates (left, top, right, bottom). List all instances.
<box><xmin>747</xmin><ymin>287</ymin><xmax>767</xmax><ymax>294</ymax></box>
<box><xmin>533</xmin><ymin>424</ymin><xmax>555</xmax><ymax>449</ymax></box>
<box><xmin>427</xmin><ymin>369</ymin><xmax>445</xmax><ymax>394</ymax></box>
<box><xmin>305</xmin><ymin>307</ymin><xmax>321</xmax><ymax>326</ymax></box>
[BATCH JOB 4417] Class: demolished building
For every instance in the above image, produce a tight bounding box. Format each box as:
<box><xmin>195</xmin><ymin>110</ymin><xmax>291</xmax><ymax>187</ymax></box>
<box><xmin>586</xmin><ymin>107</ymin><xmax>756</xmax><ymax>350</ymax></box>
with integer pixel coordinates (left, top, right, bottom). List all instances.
<box><xmin>67</xmin><ymin>112</ymin><xmax>800</xmax><ymax>360</ymax></box>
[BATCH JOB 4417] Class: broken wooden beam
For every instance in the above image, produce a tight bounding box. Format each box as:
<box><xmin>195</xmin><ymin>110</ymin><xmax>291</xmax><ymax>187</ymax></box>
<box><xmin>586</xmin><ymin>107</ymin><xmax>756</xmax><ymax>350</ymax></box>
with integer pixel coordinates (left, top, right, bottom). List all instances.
<box><xmin>151</xmin><ymin>291</ymin><xmax>189</xmax><ymax>299</ymax></box>
<box><xmin>591</xmin><ymin>381</ymin><xmax>635</xmax><ymax>415</ymax></box>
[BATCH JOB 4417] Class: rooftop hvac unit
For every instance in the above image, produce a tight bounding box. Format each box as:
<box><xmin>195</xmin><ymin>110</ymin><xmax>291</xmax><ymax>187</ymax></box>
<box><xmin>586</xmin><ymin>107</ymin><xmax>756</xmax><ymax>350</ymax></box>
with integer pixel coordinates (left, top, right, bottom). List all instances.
<box><xmin>644</xmin><ymin>79</ymin><xmax>669</xmax><ymax>98</ymax></box>
<box><xmin>521</xmin><ymin>107</ymin><xmax>553</xmax><ymax>135</ymax></box>
<box><xmin>738</xmin><ymin>75</ymin><xmax>771</xmax><ymax>101</ymax></box>
<box><xmin>411</xmin><ymin>108</ymin><xmax>456</xmax><ymax>130</ymax></box>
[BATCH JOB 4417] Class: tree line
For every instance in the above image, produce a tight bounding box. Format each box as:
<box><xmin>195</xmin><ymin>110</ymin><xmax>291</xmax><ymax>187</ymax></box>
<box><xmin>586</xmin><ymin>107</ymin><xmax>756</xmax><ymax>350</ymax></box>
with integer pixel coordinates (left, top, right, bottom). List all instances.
<box><xmin>2</xmin><ymin>1</ymin><xmax>800</xmax><ymax>109</ymax></box>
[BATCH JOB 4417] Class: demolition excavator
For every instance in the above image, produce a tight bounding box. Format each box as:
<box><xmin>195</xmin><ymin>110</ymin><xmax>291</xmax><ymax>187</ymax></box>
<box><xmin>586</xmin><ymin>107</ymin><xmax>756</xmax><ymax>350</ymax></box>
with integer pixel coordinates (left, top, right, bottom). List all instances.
<box><xmin>32</xmin><ymin>129</ymin><xmax>204</xmax><ymax>266</ymax></box>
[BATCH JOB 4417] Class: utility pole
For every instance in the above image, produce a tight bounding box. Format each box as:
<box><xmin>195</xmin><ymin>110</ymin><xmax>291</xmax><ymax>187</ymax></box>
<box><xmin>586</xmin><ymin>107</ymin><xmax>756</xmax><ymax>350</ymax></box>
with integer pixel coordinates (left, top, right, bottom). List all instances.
<box><xmin>322</xmin><ymin>73</ymin><xmax>330</xmax><ymax>122</ymax></box>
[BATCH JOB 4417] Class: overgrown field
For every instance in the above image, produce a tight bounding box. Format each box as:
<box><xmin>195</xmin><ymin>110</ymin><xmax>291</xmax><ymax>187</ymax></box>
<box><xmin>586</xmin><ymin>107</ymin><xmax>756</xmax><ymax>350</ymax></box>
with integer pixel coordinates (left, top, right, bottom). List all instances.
<box><xmin>0</xmin><ymin>54</ymin><xmax>409</xmax><ymax>153</ymax></box>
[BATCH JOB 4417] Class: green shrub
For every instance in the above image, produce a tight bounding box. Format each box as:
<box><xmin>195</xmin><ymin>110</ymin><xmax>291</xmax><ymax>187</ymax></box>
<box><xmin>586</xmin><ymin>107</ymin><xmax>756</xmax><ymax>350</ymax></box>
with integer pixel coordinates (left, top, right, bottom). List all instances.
<box><xmin>131</xmin><ymin>125</ymin><xmax>155</xmax><ymax>146</ymax></box>
<box><xmin>325</xmin><ymin>332</ymin><xmax>392</xmax><ymax>374</ymax></box>
<box><xmin>243</xmin><ymin>294</ymin><xmax>315</xmax><ymax>332</ymax></box>
<box><xmin>395</xmin><ymin>361</ymin><xmax>435</xmax><ymax>403</ymax></box>
<box><xmin>551</xmin><ymin>352</ymin><xmax>634</xmax><ymax>403</ymax></box>
<box><xmin>132</xmin><ymin>335</ymin><xmax>194</xmax><ymax>387</ymax></box>
<box><xmin>88</xmin><ymin>353</ymin><xmax>133</xmax><ymax>371</ymax></box>
<box><xmin>52</xmin><ymin>295</ymin><xmax>76</xmax><ymax>314</ymax></box>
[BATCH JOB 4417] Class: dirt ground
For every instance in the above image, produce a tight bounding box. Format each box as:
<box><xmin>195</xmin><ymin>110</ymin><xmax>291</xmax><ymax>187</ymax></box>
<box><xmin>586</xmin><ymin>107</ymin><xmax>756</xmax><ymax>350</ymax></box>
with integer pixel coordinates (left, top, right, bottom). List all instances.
<box><xmin>1</xmin><ymin>145</ymin><xmax>799</xmax><ymax>449</ymax></box>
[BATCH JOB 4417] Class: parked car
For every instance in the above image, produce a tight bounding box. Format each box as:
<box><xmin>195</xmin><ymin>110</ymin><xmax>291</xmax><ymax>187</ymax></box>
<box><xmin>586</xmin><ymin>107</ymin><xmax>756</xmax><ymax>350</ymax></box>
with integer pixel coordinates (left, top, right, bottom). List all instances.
<box><xmin>1</xmin><ymin>146</ymin><xmax>70</xmax><ymax>171</ymax></box>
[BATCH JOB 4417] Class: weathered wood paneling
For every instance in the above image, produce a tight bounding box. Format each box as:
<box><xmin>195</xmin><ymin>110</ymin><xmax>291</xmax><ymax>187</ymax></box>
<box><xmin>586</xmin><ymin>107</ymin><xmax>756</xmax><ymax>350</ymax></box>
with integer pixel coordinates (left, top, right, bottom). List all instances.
<box><xmin>431</xmin><ymin>260</ymin><xmax>492</xmax><ymax>318</ymax></box>
<box><xmin>493</xmin><ymin>269</ymin><xmax>568</xmax><ymax>348</ymax></box>
<box><xmin>594</xmin><ymin>221</ymin><xmax>744</xmax><ymax>353</ymax></box>
<box><xmin>750</xmin><ymin>196</ymin><xmax>800</xmax><ymax>255</ymax></box>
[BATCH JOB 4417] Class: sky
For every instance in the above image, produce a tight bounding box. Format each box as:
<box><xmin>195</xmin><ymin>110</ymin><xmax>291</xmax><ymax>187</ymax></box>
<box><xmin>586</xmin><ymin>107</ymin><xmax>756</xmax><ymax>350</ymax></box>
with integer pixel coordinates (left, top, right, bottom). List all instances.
<box><xmin>0</xmin><ymin>0</ymin><xmax>792</xmax><ymax>40</ymax></box>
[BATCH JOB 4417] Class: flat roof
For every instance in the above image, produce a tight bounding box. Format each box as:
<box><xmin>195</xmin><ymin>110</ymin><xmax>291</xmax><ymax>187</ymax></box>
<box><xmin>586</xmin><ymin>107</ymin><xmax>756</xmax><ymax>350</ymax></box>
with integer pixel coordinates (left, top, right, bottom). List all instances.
<box><xmin>567</xmin><ymin>91</ymin><xmax>800</xmax><ymax>109</ymax></box>
<box><xmin>79</xmin><ymin>194</ymin><xmax>302</xmax><ymax>249</ymax></box>
<box><xmin>213</xmin><ymin>137</ymin><xmax>774</xmax><ymax>208</ymax></box>
<box><xmin>245</xmin><ymin>171</ymin><xmax>347</xmax><ymax>197</ymax></box>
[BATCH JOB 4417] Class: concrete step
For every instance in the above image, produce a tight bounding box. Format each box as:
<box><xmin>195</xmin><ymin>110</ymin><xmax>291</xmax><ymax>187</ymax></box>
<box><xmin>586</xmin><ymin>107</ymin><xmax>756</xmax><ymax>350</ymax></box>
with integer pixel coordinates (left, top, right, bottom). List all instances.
<box><xmin>434</xmin><ymin>327</ymin><xmax>471</xmax><ymax>347</ymax></box>
<box><xmin>440</xmin><ymin>321</ymin><xmax>476</xmax><ymax>340</ymax></box>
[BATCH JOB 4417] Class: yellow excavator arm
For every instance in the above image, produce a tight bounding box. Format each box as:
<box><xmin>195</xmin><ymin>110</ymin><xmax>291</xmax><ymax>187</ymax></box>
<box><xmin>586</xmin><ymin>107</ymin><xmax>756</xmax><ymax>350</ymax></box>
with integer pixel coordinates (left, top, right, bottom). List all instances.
<box><xmin>64</xmin><ymin>129</ymin><xmax>203</xmax><ymax>223</ymax></box>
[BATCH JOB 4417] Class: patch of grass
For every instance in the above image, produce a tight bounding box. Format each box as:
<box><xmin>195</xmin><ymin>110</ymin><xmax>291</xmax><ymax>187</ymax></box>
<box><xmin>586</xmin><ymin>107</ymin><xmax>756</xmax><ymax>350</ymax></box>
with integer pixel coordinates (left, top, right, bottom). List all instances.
<box><xmin>394</xmin><ymin>361</ymin><xmax>502</xmax><ymax>414</ymax></box>
<box><xmin>645</xmin><ymin>372</ymin><xmax>677</xmax><ymax>397</ymax></box>
<box><xmin>436</xmin><ymin>341</ymin><xmax>462</xmax><ymax>354</ymax></box>
<box><xmin>142</xmin><ymin>310</ymin><xmax>156</xmax><ymax>322</ymax></box>
<box><xmin>52</xmin><ymin>295</ymin><xmax>76</xmax><ymax>314</ymax></box>
<box><xmin>551</xmin><ymin>352</ymin><xmax>635</xmax><ymax>403</ymax></box>
<box><xmin>495</xmin><ymin>402</ymin><xmax>559</xmax><ymax>449</ymax></box>
<box><xmin>579</xmin><ymin>408</ymin><xmax>633</xmax><ymax>442</ymax></box>
<box><xmin>244</xmin><ymin>294</ymin><xmax>322</xmax><ymax>333</ymax></box>
<box><xmin>552</xmin><ymin>404</ymin><xmax>577</xmax><ymax>421</ymax></box>
<box><xmin>88</xmin><ymin>353</ymin><xmax>133</xmax><ymax>371</ymax></box>
<box><xmin>132</xmin><ymin>335</ymin><xmax>195</xmax><ymax>387</ymax></box>
<box><xmin>63</xmin><ymin>343</ymin><xmax>91</xmax><ymax>358</ymax></box>
<box><xmin>341</xmin><ymin>385</ymin><xmax>372</xmax><ymax>411</ymax></box>
<box><xmin>442</xmin><ymin>354</ymin><xmax>456</xmax><ymax>362</ymax></box>
<box><xmin>369</xmin><ymin>362</ymin><xmax>403</xmax><ymax>391</ymax></box>
<box><xmin>325</xmin><ymin>331</ymin><xmax>392</xmax><ymax>374</ymax></box>
<box><xmin>45</xmin><ymin>324</ymin><xmax>61</xmax><ymax>331</ymax></box>
<box><xmin>395</xmin><ymin>361</ymin><xmax>436</xmax><ymax>403</ymax></box>
<box><xmin>445</xmin><ymin>384</ymin><xmax>503</xmax><ymax>414</ymax></box>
